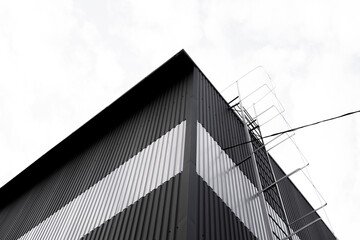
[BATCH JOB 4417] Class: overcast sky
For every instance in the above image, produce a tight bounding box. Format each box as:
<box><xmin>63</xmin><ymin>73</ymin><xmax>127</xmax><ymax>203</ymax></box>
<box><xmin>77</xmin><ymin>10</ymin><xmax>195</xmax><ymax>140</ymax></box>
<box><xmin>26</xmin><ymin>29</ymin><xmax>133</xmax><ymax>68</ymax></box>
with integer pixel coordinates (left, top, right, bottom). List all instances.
<box><xmin>1</xmin><ymin>0</ymin><xmax>359</xmax><ymax>238</ymax></box>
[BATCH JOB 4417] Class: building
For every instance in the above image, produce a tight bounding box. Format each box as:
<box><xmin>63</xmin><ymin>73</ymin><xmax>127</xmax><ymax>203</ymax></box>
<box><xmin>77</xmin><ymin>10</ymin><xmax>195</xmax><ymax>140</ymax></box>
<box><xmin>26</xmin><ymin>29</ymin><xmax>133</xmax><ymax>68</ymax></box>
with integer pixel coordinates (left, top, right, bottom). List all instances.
<box><xmin>0</xmin><ymin>50</ymin><xmax>336</xmax><ymax>240</ymax></box>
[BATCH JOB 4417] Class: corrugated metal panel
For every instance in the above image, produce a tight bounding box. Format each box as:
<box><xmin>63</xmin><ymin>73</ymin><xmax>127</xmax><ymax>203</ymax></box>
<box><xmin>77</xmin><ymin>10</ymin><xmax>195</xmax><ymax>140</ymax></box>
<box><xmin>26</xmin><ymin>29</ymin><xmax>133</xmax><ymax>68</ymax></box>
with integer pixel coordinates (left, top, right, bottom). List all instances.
<box><xmin>266</xmin><ymin>202</ymin><xmax>300</xmax><ymax>240</ymax></box>
<box><xmin>196</xmin><ymin>121</ymin><xmax>268</xmax><ymax>239</ymax></box>
<box><xmin>195</xmin><ymin>67</ymin><xmax>319</xmax><ymax>239</ymax></box>
<box><xmin>0</xmin><ymin>67</ymin><xmax>190</xmax><ymax>240</ymax></box>
<box><xmin>251</xmin><ymin>136</ymin><xmax>286</xmax><ymax>222</ymax></box>
<box><xmin>196</xmin><ymin>69</ymin><xmax>259</xmax><ymax>190</ymax></box>
<box><xmin>270</xmin><ymin>157</ymin><xmax>336</xmax><ymax>240</ymax></box>
<box><xmin>14</xmin><ymin>121</ymin><xmax>186</xmax><ymax>240</ymax></box>
<box><xmin>81</xmin><ymin>173</ymin><xmax>182</xmax><ymax>240</ymax></box>
<box><xmin>196</xmin><ymin>68</ymin><xmax>290</xmax><ymax>238</ymax></box>
<box><xmin>197</xmin><ymin>174</ymin><xmax>257</xmax><ymax>240</ymax></box>
<box><xmin>249</xmin><ymin>135</ymin><xmax>290</xmax><ymax>239</ymax></box>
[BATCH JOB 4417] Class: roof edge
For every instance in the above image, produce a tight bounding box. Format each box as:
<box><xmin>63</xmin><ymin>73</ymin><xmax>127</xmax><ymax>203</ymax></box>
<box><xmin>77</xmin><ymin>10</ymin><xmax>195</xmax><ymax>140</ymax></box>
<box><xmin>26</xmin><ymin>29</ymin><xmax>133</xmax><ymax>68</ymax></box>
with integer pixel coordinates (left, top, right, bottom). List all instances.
<box><xmin>0</xmin><ymin>49</ymin><xmax>196</xmax><ymax>208</ymax></box>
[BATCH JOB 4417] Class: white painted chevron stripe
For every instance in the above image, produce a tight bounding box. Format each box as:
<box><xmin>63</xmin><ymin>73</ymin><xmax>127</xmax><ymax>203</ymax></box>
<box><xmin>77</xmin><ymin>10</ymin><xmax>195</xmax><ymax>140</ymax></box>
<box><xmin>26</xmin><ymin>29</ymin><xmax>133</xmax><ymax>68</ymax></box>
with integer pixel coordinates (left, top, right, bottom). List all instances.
<box><xmin>196</xmin><ymin>122</ymin><xmax>300</xmax><ymax>240</ymax></box>
<box><xmin>18</xmin><ymin>121</ymin><xmax>186</xmax><ymax>240</ymax></box>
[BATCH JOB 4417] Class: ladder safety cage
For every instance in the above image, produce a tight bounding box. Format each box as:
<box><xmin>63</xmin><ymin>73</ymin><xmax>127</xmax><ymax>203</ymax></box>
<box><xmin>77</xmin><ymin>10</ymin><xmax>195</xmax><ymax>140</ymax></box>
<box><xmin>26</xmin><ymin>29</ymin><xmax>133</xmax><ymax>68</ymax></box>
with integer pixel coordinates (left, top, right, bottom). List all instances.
<box><xmin>221</xmin><ymin>66</ymin><xmax>332</xmax><ymax>240</ymax></box>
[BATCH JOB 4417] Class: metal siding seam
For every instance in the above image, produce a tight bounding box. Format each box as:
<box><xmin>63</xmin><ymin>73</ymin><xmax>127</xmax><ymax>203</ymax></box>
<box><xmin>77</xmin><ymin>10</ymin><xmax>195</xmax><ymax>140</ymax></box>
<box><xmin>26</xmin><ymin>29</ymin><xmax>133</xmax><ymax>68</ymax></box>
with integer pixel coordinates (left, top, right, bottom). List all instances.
<box><xmin>140</xmin><ymin>184</ymin><xmax>153</xmax><ymax>239</ymax></box>
<box><xmin>100</xmin><ymin>137</ymin><xmax>119</xmax><ymax>223</ymax></box>
<box><xmin>224</xmin><ymin>203</ymin><xmax>233</xmax><ymax>240</ymax></box>
<box><xmin>115</xmin><ymin>200</ymin><xmax>127</xmax><ymax>238</ymax></box>
<box><xmin>158</xmin><ymin>181</ymin><xmax>174</xmax><ymax>239</ymax></box>
<box><xmin>103</xmin><ymin>207</ymin><xmax>115</xmax><ymax>239</ymax></box>
<box><xmin>166</xmin><ymin>121</ymin><xmax>184</xmax><ymax>239</ymax></box>
<box><xmin>213</xmin><ymin>142</ymin><xmax>221</xmax><ymax>240</ymax></box>
<box><xmin>159</xmin><ymin>177</ymin><xmax>171</xmax><ymax>239</ymax></box>
<box><xmin>219</xmin><ymin>167</ymin><xmax>229</xmax><ymax>239</ymax></box>
<box><xmin>229</xmin><ymin>157</ymin><xmax>240</xmax><ymax>238</ymax></box>
<box><xmin>198</xmin><ymin>179</ymin><xmax>204</xmax><ymax>239</ymax></box>
<box><xmin>196</xmin><ymin>126</ymin><xmax>204</xmax><ymax>240</ymax></box>
<box><xmin>126</xmin><ymin>171</ymin><xmax>143</xmax><ymax>239</ymax></box>
<box><xmin>148</xmin><ymin>132</ymin><xmax>163</xmax><ymax>196</ymax></box>
<box><xmin>156</xmin><ymin>180</ymin><xmax>168</xmax><ymax>239</ymax></box>
<box><xmin>138</xmin><ymin>132</ymin><xmax>154</xmax><ymax>206</ymax></box>
<box><xmin>170</xmin><ymin>82</ymin><xmax>179</xmax><ymax>129</ymax></box>
<box><xmin>148</xmin><ymin>181</ymin><xmax>161</xmax><ymax>239</ymax></box>
<box><xmin>138</xmin><ymin>97</ymin><xmax>154</xmax><ymax>154</ymax></box>
<box><xmin>123</xmin><ymin>113</ymin><xmax>139</xmax><ymax>163</ymax></box>
<box><xmin>141</xmin><ymin>97</ymin><xmax>159</xmax><ymax>157</ymax></box>
<box><xmin>125</xmin><ymin>196</ymin><xmax>137</xmax><ymax>239</ymax></box>
<box><xmin>128</xmin><ymin>182</ymin><xmax>141</xmax><ymax>239</ymax></box>
<box><xmin>170</xmin><ymin>172</ymin><xmax>180</xmax><ymax>239</ymax></box>
<box><xmin>102</xmin><ymin>217</ymin><xmax>113</xmax><ymax>239</ymax></box>
<box><xmin>159</xmin><ymin>88</ymin><xmax>171</xmax><ymax>137</ymax></box>
<box><xmin>152</xmin><ymin>130</ymin><xmax>172</xmax><ymax>238</ymax></box>
<box><xmin>202</xmin><ymin>125</ymin><xmax>210</xmax><ymax>239</ymax></box>
<box><xmin>134</xmin><ymin>105</ymin><xmax>150</xmax><ymax>158</ymax></box>
<box><xmin>226</xmin><ymin>155</ymin><xmax>236</xmax><ymax>239</ymax></box>
<box><xmin>214</xmin><ymin>192</ymin><xmax>222</xmax><ymax>239</ymax></box>
<box><xmin>118</xmin><ymin>203</ymin><xmax>130</xmax><ymax>239</ymax></box>
<box><xmin>147</xmin><ymin>185</ymin><xmax>160</xmax><ymax>239</ymax></box>
<box><xmin>162</xmin><ymin>125</ymin><xmax>173</xmax><ymax>184</ymax></box>
<box><xmin>247</xmin><ymin>167</ymin><xmax>262</xmax><ymax>239</ymax></box>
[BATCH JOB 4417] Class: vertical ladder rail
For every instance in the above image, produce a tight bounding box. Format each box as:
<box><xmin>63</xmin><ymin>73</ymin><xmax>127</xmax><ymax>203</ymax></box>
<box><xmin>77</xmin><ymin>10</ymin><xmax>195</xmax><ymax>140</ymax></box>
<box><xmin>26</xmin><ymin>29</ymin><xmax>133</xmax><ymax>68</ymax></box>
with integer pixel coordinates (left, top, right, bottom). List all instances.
<box><xmin>252</xmin><ymin>104</ymin><xmax>293</xmax><ymax>239</ymax></box>
<box><xmin>236</xmin><ymin>82</ymin><xmax>274</xmax><ymax>240</ymax></box>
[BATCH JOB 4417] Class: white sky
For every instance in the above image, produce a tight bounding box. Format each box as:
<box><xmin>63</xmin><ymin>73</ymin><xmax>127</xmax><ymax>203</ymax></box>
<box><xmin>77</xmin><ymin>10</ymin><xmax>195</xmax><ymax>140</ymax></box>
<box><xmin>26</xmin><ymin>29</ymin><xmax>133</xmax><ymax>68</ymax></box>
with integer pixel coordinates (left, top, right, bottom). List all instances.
<box><xmin>1</xmin><ymin>0</ymin><xmax>359</xmax><ymax>238</ymax></box>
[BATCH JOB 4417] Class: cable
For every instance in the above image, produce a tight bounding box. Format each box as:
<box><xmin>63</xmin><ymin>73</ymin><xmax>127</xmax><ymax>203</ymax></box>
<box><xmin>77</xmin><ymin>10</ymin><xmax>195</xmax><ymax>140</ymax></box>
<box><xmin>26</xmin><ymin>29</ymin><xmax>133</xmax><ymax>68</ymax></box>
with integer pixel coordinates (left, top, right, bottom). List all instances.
<box><xmin>224</xmin><ymin>70</ymin><xmax>340</xmax><ymax>234</ymax></box>
<box><xmin>224</xmin><ymin>109</ymin><xmax>360</xmax><ymax>150</ymax></box>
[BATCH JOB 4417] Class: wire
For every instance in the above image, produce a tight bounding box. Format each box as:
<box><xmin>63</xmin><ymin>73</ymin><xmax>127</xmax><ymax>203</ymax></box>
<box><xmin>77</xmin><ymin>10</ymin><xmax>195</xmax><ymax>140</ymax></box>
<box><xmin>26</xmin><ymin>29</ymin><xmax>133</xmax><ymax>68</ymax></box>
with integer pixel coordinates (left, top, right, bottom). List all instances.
<box><xmin>224</xmin><ymin>109</ymin><xmax>360</xmax><ymax>150</ymax></box>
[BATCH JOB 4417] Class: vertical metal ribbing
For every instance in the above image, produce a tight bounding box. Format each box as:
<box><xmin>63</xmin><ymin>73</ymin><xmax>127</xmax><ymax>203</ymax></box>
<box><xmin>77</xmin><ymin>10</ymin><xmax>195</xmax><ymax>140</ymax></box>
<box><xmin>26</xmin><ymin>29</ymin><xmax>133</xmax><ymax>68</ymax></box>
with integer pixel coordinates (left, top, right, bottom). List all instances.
<box><xmin>266</xmin><ymin>147</ymin><xmax>293</xmax><ymax>238</ymax></box>
<box><xmin>0</xmin><ymin>75</ymin><xmax>189</xmax><ymax>240</ymax></box>
<box><xmin>175</xmin><ymin>67</ymin><xmax>199</xmax><ymax>240</ymax></box>
<box><xmin>197</xmin><ymin>121</ymin><xmax>273</xmax><ymax>239</ymax></box>
<box><xmin>253</xmin><ymin>105</ymin><xmax>293</xmax><ymax>239</ymax></box>
<box><xmin>236</xmin><ymin>83</ymin><xmax>273</xmax><ymax>240</ymax></box>
<box><xmin>13</xmin><ymin>121</ymin><xmax>187</xmax><ymax>240</ymax></box>
<box><xmin>184</xmin><ymin>67</ymin><xmax>199</xmax><ymax>240</ymax></box>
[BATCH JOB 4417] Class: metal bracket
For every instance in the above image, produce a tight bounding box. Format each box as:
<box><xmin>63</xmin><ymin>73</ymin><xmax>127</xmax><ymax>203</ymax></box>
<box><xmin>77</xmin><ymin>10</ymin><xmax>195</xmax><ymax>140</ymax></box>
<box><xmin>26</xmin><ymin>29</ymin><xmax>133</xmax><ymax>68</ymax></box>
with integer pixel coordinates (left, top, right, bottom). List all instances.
<box><xmin>234</xmin><ymin>133</ymin><xmax>283</xmax><ymax>166</ymax></box>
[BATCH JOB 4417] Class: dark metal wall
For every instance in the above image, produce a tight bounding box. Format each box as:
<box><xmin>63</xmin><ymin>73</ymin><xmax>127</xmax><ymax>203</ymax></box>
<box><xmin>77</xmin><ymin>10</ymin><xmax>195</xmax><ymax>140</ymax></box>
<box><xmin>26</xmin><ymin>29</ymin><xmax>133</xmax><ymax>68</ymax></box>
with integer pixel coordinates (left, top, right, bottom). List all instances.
<box><xmin>0</xmin><ymin>50</ymin><xmax>336</xmax><ymax>240</ymax></box>
<box><xmin>196</xmin><ymin>68</ymin><xmax>271</xmax><ymax>239</ymax></box>
<box><xmin>0</xmin><ymin>52</ymin><xmax>263</xmax><ymax>240</ymax></box>
<box><xmin>196</xmin><ymin>68</ymin><xmax>256</xmax><ymax>187</ymax></box>
<box><xmin>0</xmin><ymin>52</ymin><xmax>192</xmax><ymax>240</ymax></box>
<box><xmin>251</xmin><ymin>136</ymin><xmax>286</xmax><ymax>222</ymax></box>
<box><xmin>270</xmin><ymin>157</ymin><xmax>336</xmax><ymax>240</ymax></box>
<box><xmin>197</xmin><ymin>175</ymin><xmax>257</xmax><ymax>240</ymax></box>
<box><xmin>81</xmin><ymin>174</ymin><xmax>182</xmax><ymax>240</ymax></box>
<box><xmin>195</xmin><ymin>66</ymin><xmax>335</xmax><ymax>240</ymax></box>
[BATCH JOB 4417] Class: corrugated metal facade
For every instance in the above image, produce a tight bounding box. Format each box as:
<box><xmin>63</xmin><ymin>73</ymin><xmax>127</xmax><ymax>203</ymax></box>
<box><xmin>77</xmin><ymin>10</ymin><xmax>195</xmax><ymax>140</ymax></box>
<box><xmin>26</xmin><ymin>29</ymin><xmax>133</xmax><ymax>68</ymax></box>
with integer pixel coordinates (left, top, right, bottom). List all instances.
<box><xmin>196</xmin><ymin>67</ymin><xmax>292</xmax><ymax>239</ymax></box>
<box><xmin>0</xmin><ymin>50</ymin><xmax>335</xmax><ymax>240</ymax></box>
<box><xmin>0</xmin><ymin>52</ymin><xmax>192</xmax><ymax>240</ymax></box>
<box><xmin>270</xmin><ymin>157</ymin><xmax>336</xmax><ymax>240</ymax></box>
